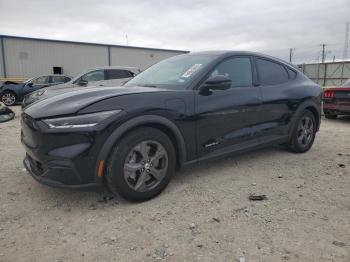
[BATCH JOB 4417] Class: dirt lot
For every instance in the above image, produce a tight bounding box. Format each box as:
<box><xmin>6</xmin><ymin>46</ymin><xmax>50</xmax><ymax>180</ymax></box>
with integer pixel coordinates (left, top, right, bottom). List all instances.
<box><xmin>0</xmin><ymin>106</ymin><xmax>349</xmax><ymax>262</ymax></box>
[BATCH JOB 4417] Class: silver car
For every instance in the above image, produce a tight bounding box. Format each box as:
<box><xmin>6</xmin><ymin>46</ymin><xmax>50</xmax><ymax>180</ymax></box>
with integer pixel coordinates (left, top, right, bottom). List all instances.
<box><xmin>59</xmin><ymin>66</ymin><xmax>140</xmax><ymax>88</ymax></box>
<box><xmin>22</xmin><ymin>66</ymin><xmax>140</xmax><ymax>108</ymax></box>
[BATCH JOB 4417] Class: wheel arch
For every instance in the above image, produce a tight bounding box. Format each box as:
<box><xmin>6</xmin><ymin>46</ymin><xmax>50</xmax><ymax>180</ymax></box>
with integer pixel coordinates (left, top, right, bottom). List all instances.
<box><xmin>94</xmin><ymin>115</ymin><xmax>187</xmax><ymax>184</ymax></box>
<box><xmin>289</xmin><ymin>99</ymin><xmax>321</xmax><ymax>140</ymax></box>
<box><xmin>1</xmin><ymin>89</ymin><xmax>18</xmax><ymax>97</ymax></box>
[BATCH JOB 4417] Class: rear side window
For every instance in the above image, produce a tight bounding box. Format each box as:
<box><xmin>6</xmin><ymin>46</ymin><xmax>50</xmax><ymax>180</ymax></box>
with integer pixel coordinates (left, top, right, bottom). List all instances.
<box><xmin>256</xmin><ymin>58</ymin><xmax>289</xmax><ymax>85</ymax></box>
<box><xmin>210</xmin><ymin>57</ymin><xmax>253</xmax><ymax>87</ymax></box>
<box><xmin>106</xmin><ymin>69</ymin><xmax>134</xmax><ymax>80</ymax></box>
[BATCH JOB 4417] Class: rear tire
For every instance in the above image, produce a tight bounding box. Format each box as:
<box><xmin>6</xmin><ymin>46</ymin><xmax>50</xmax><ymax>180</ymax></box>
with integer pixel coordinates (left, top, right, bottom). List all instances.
<box><xmin>287</xmin><ymin>110</ymin><xmax>316</xmax><ymax>153</ymax></box>
<box><xmin>1</xmin><ymin>91</ymin><xmax>17</xmax><ymax>106</ymax></box>
<box><xmin>106</xmin><ymin>127</ymin><xmax>176</xmax><ymax>202</ymax></box>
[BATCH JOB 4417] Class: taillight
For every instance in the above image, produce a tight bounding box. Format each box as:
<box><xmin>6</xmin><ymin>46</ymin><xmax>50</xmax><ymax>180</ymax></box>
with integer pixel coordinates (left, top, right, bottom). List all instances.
<box><xmin>323</xmin><ymin>90</ymin><xmax>334</xmax><ymax>98</ymax></box>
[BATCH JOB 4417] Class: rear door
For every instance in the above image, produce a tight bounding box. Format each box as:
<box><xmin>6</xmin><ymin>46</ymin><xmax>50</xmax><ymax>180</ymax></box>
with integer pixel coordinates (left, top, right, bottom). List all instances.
<box><xmin>195</xmin><ymin>56</ymin><xmax>262</xmax><ymax>158</ymax></box>
<box><xmin>255</xmin><ymin>57</ymin><xmax>299</xmax><ymax>141</ymax></box>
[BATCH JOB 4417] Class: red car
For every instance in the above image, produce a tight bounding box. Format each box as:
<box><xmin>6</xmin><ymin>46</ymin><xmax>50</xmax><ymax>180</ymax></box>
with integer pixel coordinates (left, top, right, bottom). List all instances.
<box><xmin>323</xmin><ymin>79</ymin><xmax>350</xmax><ymax>119</ymax></box>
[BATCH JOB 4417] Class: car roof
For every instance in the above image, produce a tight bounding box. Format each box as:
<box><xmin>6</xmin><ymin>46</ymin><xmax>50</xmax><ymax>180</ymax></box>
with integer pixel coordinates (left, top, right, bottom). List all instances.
<box><xmin>188</xmin><ymin>50</ymin><xmax>297</xmax><ymax>69</ymax></box>
<box><xmin>92</xmin><ymin>66</ymin><xmax>140</xmax><ymax>71</ymax></box>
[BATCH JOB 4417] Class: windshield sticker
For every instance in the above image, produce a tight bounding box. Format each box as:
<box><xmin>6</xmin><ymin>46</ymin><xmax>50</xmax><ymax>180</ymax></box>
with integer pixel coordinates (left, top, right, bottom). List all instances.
<box><xmin>182</xmin><ymin>64</ymin><xmax>202</xmax><ymax>78</ymax></box>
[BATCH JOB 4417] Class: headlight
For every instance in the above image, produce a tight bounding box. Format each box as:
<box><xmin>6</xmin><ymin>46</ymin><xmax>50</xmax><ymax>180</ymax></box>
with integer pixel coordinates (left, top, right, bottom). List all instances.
<box><xmin>43</xmin><ymin>110</ymin><xmax>121</xmax><ymax>129</ymax></box>
<box><xmin>32</xmin><ymin>90</ymin><xmax>46</xmax><ymax>97</ymax></box>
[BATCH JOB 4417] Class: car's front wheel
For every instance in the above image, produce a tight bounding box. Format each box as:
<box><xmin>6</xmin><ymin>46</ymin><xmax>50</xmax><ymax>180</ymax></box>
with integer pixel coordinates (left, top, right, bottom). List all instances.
<box><xmin>106</xmin><ymin>127</ymin><xmax>176</xmax><ymax>202</ymax></box>
<box><xmin>288</xmin><ymin>110</ymin><xmax>317</xmax><ymax>153</ymax></box>
<box><xmin>1</xmin><ymin>91</ymin><xmax>17</xmax><ymax>106</ymax></box>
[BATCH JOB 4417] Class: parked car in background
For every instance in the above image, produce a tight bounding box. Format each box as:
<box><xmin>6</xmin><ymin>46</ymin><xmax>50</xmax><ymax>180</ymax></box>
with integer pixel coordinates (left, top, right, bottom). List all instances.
<box><xmin>323</xmin><ymin>78</ymin><xmax>350</xmax><ymax>119</ymax></box>
<box><xmin>0</xmin><ymin>75</ymin><xmax>71</xmax><ymax>106</ymax></box>
<box><xmin>22</xmin><ymin>66</ymin><xmax>140</xmax><ymax>108</ymax></box>
<box><xmin>21</xmin><ymin>51</ymin><xmax>321</xmax><ymax>202</ymax></box>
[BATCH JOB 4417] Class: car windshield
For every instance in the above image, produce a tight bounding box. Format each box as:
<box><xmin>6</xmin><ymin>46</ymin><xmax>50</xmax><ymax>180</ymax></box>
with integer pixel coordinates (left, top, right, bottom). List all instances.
<box><xmin>341</xmin><ymin>79</ymin><xmax>350</xmax><ymax>87</ymax></box>
<box><xmin>124</xmin><ymin>54</ymin><xmax>217</xmax><ymax>89</ymax></box>
<box><xmin>25</xmin><ymin>77</ymin><xmax>36</xmax><ymax>83</ymax></box>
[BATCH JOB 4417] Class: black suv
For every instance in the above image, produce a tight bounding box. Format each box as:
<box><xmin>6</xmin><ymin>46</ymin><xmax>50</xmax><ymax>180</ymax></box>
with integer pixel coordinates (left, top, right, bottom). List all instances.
<box><xmin>21</xmin><ymin>51</ymin><xmax>321</xmax><ymax>202</ymax></box>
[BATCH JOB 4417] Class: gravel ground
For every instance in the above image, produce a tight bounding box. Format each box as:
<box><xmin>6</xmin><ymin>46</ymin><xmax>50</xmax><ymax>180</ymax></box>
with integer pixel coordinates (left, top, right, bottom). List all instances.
<box><xmin>0</xmin><ymin>106</ymin><xmax>349</xmax><ymax>262</ymax></box>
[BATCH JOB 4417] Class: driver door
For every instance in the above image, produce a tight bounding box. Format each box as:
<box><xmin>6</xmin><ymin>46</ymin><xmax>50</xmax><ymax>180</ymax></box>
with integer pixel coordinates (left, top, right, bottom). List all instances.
<box><xmin>195</xmin><ymin>56</ymin><xmax>262</xmax><ymax>159</ymax></box>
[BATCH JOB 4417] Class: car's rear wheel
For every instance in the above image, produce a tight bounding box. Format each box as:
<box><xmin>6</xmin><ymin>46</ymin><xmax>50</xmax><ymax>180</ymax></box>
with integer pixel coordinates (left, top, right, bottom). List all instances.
<box><xmin>1</xmin><ymin>91</ymin><xmax>17</xmax><ymax>106</ymax></box>
<box><xmin>324</xmin><ymin>113</ymin><xmax>337</xmax><ymax>119</ymax></box>
<box><xmin>288</xmin><ymin>110</ymin><xmax>316</xmax><ymax>153</ymax></box>
<box><xmin>106</xmin><ymin>127</ymin><xmax>176</xmax><ymax>202</ymax></box>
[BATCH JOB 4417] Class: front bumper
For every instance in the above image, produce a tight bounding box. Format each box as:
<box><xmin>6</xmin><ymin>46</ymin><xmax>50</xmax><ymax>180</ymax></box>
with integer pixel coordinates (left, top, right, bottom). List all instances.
<box><xmin>23</xmin><ymin>155</ymin><xmax>98</xmax><ymax>189</ymax></box>
<box><xmin>21</xmin><ymin>113</ymin><xmax>105</xmax><ymax>189</ymax></box>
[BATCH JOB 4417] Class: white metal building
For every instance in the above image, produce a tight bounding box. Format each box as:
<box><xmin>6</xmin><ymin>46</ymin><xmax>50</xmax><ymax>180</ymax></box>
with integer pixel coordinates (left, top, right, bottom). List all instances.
<box><xmin>0</xmin><ymin>35</ymin><xmax>188</xmax><ymax>79</ymax></box>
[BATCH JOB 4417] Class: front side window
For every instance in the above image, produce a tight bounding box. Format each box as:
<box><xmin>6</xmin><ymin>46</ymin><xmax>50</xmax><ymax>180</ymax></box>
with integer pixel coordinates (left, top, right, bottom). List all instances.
<box><xmin>106</xmin><ymin>69</ymin><xmax>133</xmax><ymax>80</ymax></box>
<box><xmin>31</xmin><ymin>76</ymin><xmax>49</xmax><ymax>85</ymax></box>
<box><xmin>209</xmin><ymin>57</ymin><xmax>253</xmax><ymax>87</ymax></box>
<box><xmin>125</xmin><ymin>54</ymin><xmax>217</xmax><ymax>89</ymax></box>
<box><xmin>52</xmin><ymin>76</ymin><xmax>67</xmax><ymax>83</ymax></box>
<box><xmin>81</xmin><ymin>70</ymin><xmax>105</xmax><ymax>82</ymax></box>
<box><xmin>256</xmin><ymin>58</ymin><xmax>289</xmax><ymax>85</ymax></box>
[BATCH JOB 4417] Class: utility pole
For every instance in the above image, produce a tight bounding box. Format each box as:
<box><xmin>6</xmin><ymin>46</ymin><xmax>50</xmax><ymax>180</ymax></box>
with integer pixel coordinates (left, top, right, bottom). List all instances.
<box><xmin>321</xmin><ymin>44</ymin><xmax>326</xmax><ymax>63</ymax></box>
<box><xmin>289</xmin><ymin>48</ymin><xmax>294</xmax><ymax>63</ymax></box>
<box><xmin>342</xmin><ymin>22</ymin><xmax>349</xmax><ymax>61</ymax></box>
<box><xmin>125</xmin><ymin>34</ymin><xmax>129</xmax><ymax>46</ymax></box>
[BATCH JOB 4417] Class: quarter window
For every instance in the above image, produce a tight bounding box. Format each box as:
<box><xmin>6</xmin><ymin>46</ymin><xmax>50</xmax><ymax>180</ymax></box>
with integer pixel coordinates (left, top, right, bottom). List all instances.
<box><xmin>210</xmin><ymin>57</ymin><xmax>253</xmax><ymax>87</ymax></box>
<box><xmin>256</xmin><ymin>58</ymin><xmax>289</xmax><ymax>85</ymax></box>
<box><xmin>106</xmin><ymin>69</ymin><xmax>134</xmax><ymax>80</ymax></box>
<box><xmin>286</xmin><ymin>67</ymin><xmax>297</xmax><ymax>79</ymax></box>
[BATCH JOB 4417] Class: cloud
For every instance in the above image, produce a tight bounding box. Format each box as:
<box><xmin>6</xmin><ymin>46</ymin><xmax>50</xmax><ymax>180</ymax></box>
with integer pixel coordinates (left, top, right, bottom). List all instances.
<box><xmin>0</xmin><ymin>0</ymin><xmax>349</xmax><ymax>63</ymax></box>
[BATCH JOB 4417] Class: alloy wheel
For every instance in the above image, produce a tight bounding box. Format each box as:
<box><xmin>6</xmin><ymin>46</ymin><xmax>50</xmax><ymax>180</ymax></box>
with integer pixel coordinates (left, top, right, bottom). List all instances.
<box><xmin>1</xmin><ymin>93</ymin><xmax>16</xmax><ymax>106</ymax></box>
<box><xmin>123</xmin><ymin>140</ymin><xmax>168</xmax><ymax>192</ymax></box>
<box><xmin>297</xmin><ymin>116</ymin><xmax>314</xmax><ymax>147</ymax></box>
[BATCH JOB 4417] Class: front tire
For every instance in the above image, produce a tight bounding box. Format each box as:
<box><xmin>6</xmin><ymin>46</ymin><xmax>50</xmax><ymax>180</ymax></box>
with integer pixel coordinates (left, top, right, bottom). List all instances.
<box><xmin>106</xmin><ymin>127</ymin><xmax>176</xmax><ymax>202</ymax></box>
<box><xmin>1</xmin><ymin>91</ymin><xmax>17</xmax><ymax>106</ymax></box>
<box><xmin>288</xmin><ymin>110</ymin><xmax>316</xmax><ymax>153</ymax></box>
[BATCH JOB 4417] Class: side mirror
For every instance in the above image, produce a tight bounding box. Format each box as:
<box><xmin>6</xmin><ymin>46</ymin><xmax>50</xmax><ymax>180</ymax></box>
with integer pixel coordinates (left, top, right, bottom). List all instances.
<box><xmin>77</xmin><ymin>79</ymin><xmax>88</xmax><ymax>86</ymax></box>
<box><xmin>26</xmin><ymin>82</ymin><xmax>33</xmax><ymax>87</ymax></box>
<box><xmin>203</xmin><ymin>75</ymin><xmax>232</xmax><ymax>90</ymax></box>
<box><xmin>199</xmin><ymin>75</ymin><xmax>232</xmax><ymax>95</ymax></box>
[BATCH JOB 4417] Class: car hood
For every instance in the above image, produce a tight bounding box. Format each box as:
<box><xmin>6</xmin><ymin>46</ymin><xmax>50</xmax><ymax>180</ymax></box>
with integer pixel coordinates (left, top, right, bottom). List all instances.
<box><xmin>24</xmin><ymin>86</ymin><xmax>169</xmax><ymax>119</ymax></box>
<box><xmin>0</xmin><ymin>83</ymin><xmax>24</xmax><ymax>91</ymax></box>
